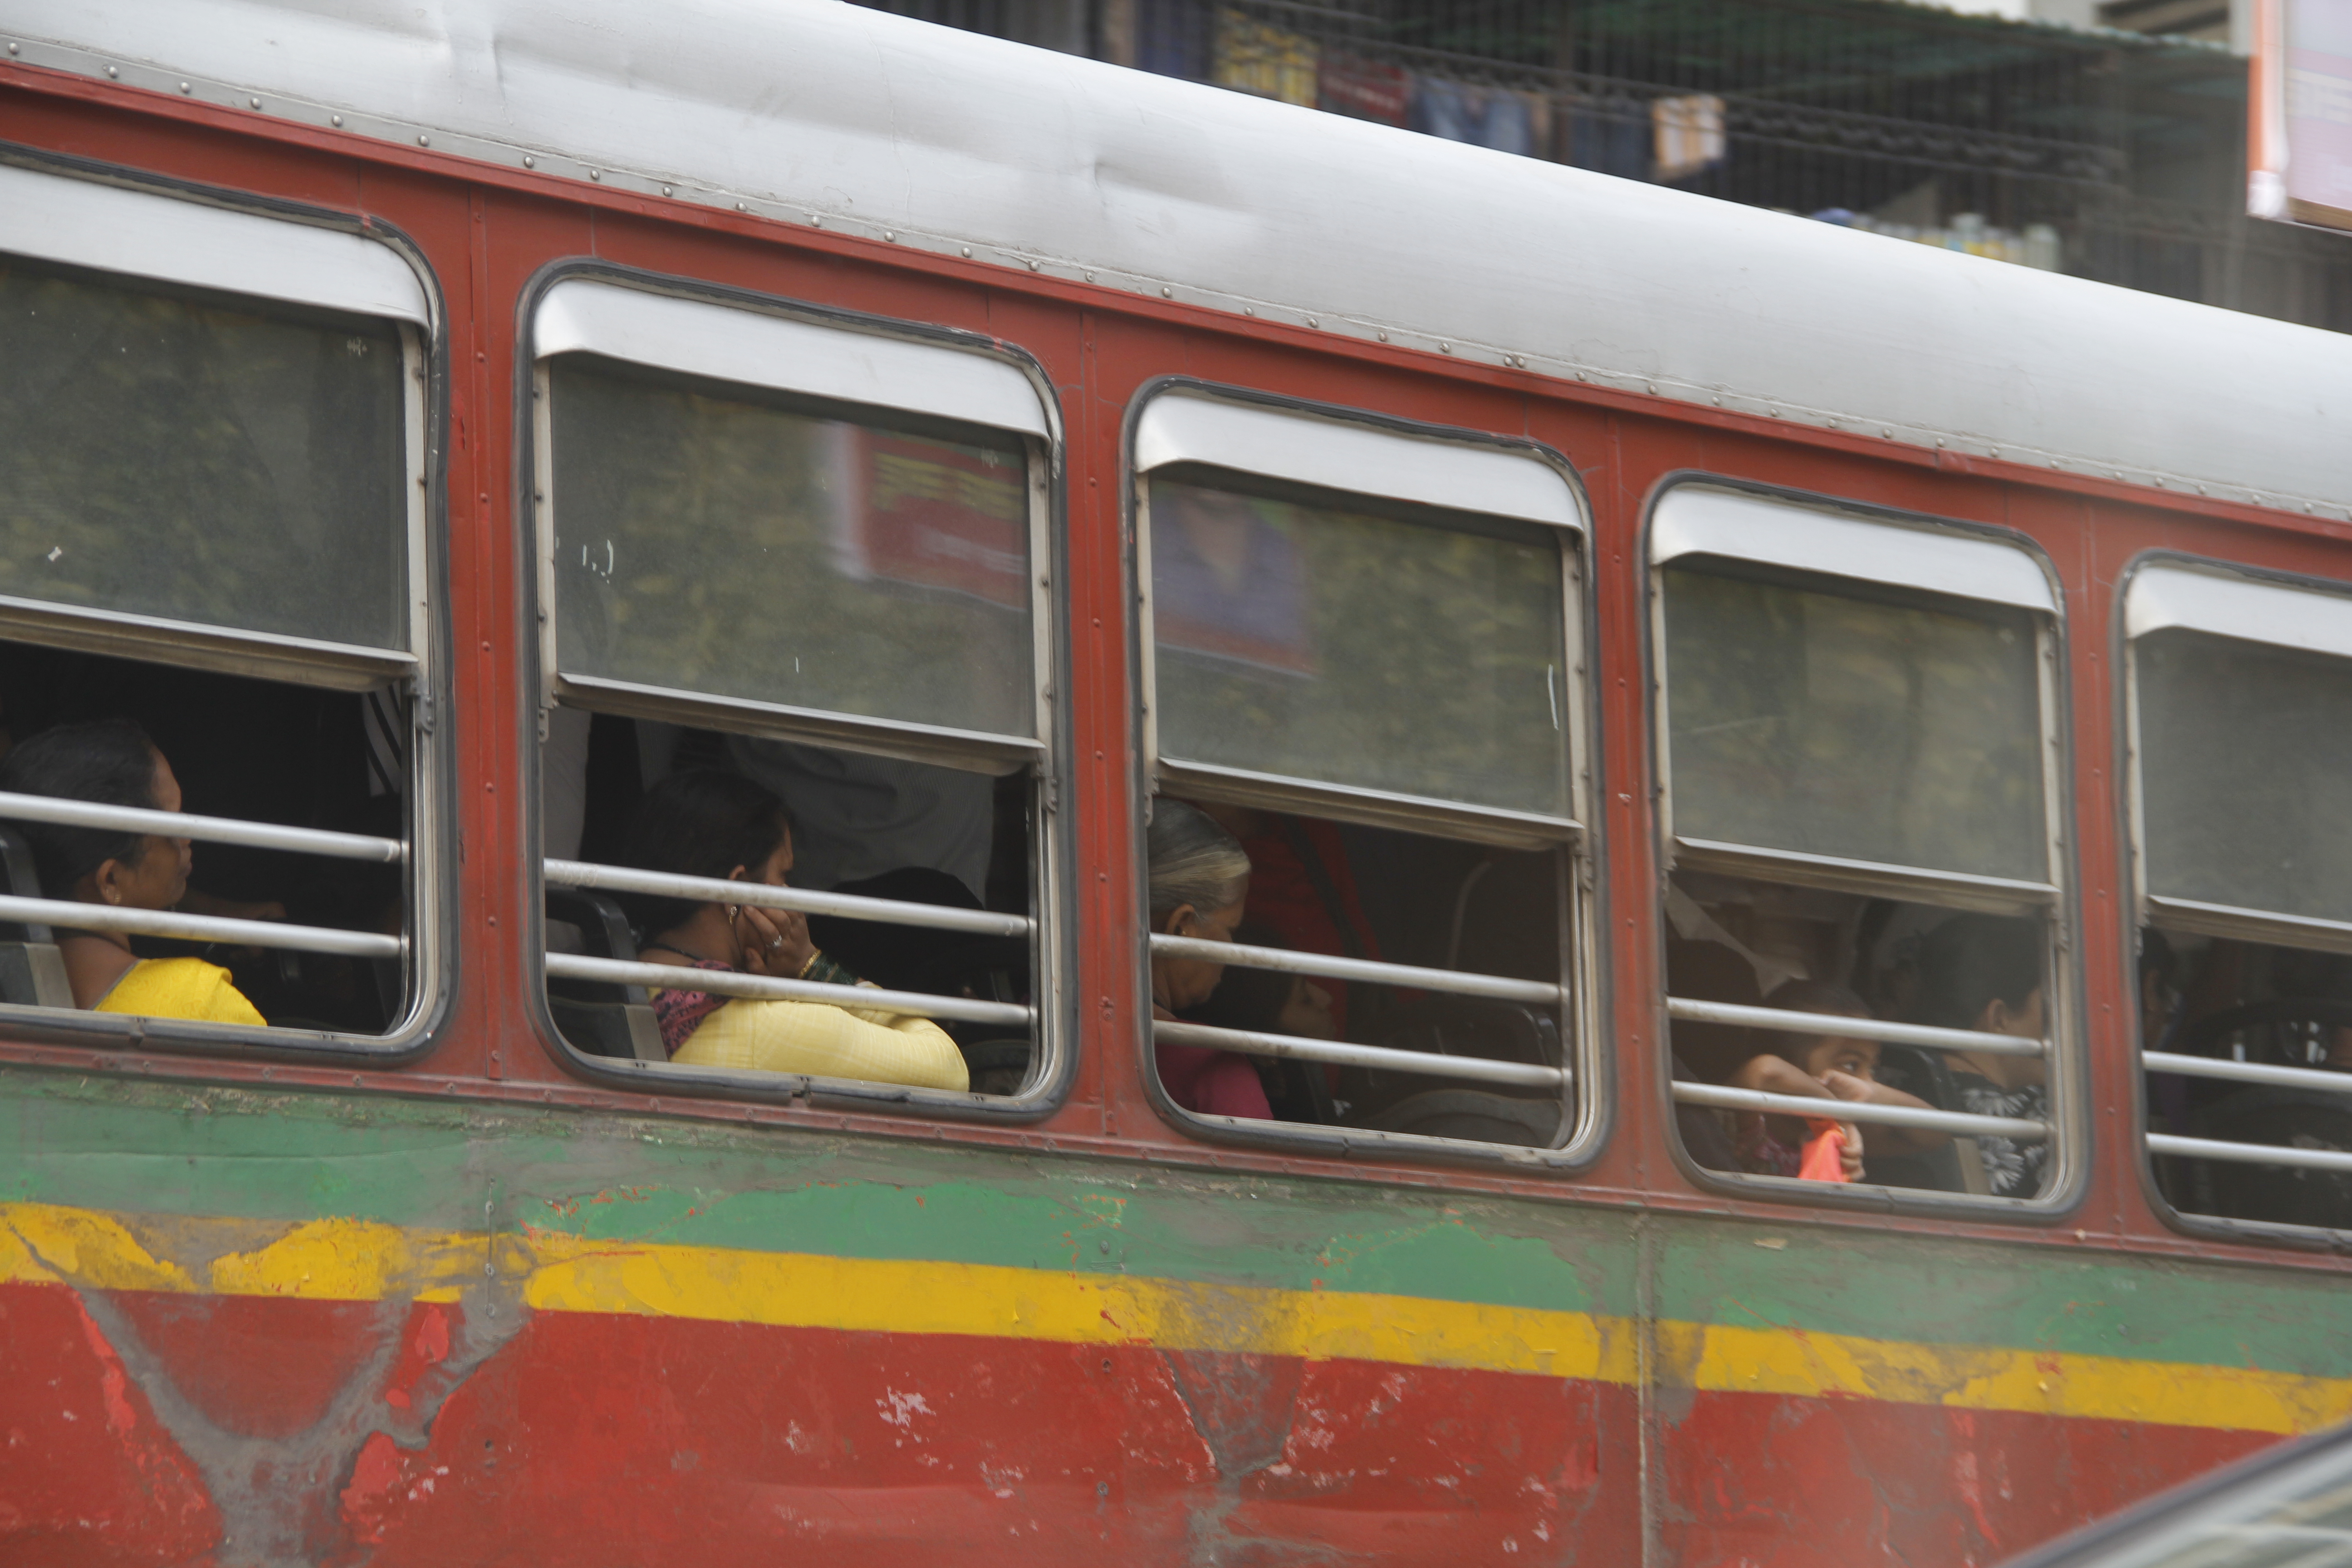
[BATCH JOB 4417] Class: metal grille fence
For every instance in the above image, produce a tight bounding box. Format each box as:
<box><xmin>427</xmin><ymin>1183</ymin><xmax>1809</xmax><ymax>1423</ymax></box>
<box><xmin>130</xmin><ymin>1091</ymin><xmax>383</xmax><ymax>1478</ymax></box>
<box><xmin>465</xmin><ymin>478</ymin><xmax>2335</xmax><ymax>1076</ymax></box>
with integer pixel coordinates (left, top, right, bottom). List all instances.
<box><xmin>852</xmin><ymin>0</ymin><xmax>2352</xmax><ymax>331</ymax></box>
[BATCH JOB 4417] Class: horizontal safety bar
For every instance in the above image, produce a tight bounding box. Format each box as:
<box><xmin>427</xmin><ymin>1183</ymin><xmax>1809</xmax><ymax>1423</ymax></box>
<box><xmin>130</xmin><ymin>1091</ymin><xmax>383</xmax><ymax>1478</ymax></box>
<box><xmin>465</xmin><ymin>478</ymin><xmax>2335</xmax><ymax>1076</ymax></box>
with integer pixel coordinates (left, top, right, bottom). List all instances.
<box><xmin>1149</xmin><ymin>933</ymin><xmax>1562</xmax><ymax>1007</ymax></box>
<box><xmin>545</xmin><ymin>860</ymin><xmax>1031</xmax><ymax>938</ymax></box>
<box><xmin>1152</xmin><ymin>1018</ymin><xmax>1567</xmax><ymax>1090</ymax></box>
<box><xmin>2143</xmin><ymin>1051</ymin><xmax>2352</xmax><ymax>1096</ymax></box>
<box><xmin>1667</xmin><ymin>996</ymin><xmax>2048</xmax><ymax>1059</ymax></box>
<box><xmin>0</xmin><ymin>892</ymin><xmax>402</xmax><ymax>960</ymax></box>
<box><xmin>0</xmin><ymin>789</ymin><xmax>405</xmax><ymax>864</ymax></box>
<box><xmin>545</xmin><ymin>952</ymin><xmax>1032</xmax><ymax>1029</ymax></box>
<box><xmin>1671</xmin><ymin>1080</ymin><xmax>2050</xmax><ymax>1142</ymax></box>
<box><xmin>2148</xmin><ymin>1131</ymin><xmax>2352</xmax><ymax>1176</ymax></box>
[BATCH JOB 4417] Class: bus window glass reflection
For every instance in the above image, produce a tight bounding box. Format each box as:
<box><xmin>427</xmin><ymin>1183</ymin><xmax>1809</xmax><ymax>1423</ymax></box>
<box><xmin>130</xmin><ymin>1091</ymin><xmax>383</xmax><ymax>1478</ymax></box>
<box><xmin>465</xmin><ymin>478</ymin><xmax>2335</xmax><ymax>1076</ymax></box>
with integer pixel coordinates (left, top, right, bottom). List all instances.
<box><xmin>1652</xmin><ymin>485</ymin><xmax>2067</xmax><ymax>1205</ymax></box>
<box><xmin>530</xmin><ymin>278</ymin><xmax>1056</xmax><ymax>1107</ymax></box>
<box><xmin>1132</xmin><ymin>391</ymin><xmax>1593</xmax><ymax>1160</ymax></box>
<box><xmin>2127</xmin><ymin>565</ymin><xmax>2352</xmax><ymax>1234</ymax></box>
<box><xmin>0</xmin><ymin>175</ymin><xmax>435</xmax><ymax>1049</ymax></box>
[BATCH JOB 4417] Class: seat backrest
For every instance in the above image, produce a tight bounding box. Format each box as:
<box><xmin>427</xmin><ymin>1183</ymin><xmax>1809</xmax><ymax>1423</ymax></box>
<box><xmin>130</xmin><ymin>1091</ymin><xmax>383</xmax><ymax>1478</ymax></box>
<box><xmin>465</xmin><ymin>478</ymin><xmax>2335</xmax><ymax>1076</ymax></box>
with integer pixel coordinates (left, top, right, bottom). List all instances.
<box><xmin>2192</xmin><ymin>1087</ymin><xmax>2352</xmax><ymax>1229</ymax></box>
<box><xmin>0</xmin><ymin>823</ymin><xmax>53</xmax><ymax>943</ymax></box>
<box><xmin>0</xmin><ymin>941</ymin><xmax>73</xmax><ymax>1009</ymax></box>
<box><xmin>544</xmin><ymin>887</ymin><xmax>662</xmax><ymax>1061</ymax></box>
<box><xmin>1361</xmin><ymin>1089</ymin><xmax>1560</xmax><ymax>1146</ymax></box>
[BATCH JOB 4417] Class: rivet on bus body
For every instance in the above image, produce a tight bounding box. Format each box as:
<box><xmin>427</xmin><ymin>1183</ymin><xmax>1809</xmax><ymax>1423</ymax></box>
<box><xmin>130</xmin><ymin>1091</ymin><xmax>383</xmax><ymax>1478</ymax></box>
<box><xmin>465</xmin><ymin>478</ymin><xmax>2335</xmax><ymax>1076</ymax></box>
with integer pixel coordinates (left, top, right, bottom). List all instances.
<box><xmin>331</xmin><ymin>114</ymin><xmax>343</xmax><ymax>126</ymax></box>
<box><xmin>1243</xmin><ymin>306</ymin><xmax>1254</xmax><ymax>316</ymax></box>
<box><xmin>961</xmin><ymin>246</ymin><xmax>972</xmax><ymax>258</ymax></box>
<box><xmin>588</xmin><ymin>168</ymin><xmax>599</xmax><ymax>180</ymax></box>
<box><xmin>884</xmin><ymin>230</ymin><xmax>896</xmax><ymax>241</ymax></box>
<box><xmin>1160</xmin><ymin>286</ymin><xmax>1172</xmax><ymax>298</ymax></box>
<box><xmin>662</xmin><ymin>184</ymin><xmax>673</xmax><ymax>196</ymax></box>
<box><xmin>1085</xmin><ymin>270</ymin><xmax>1095</xmax><ymax>282</ymax></box>
<box><xmin>1307</xmin><ymin>317</ymin><xmax>1318</xmax><ymax>328</ymax></box>
<box><xmin>182</xmin><ymin>82</ymin><xmax>193</xmax><ymax>93</ymax></box>
<box><xmin>420</xmin><ymin>135</ymin><xmax>432</xmax><ymax>147</ymax></box>
<box><xmin>6</xmin><ymin>43</ymin><xmax>17</xmax><ymax>55</ymax></box>
<box><xmin>1441</xmin><ymin>342</ymin><xmax>1452</xmax><ymax>353</ymax></box>
<box><xmin>1377</xmin><ymin>331</ymin><xmax>1389</xmax><ymax>342</ymax></box>
<box><xmin>522</xmin><ymin>155</ymin><xmax>535</xmax><ymax>168</ymax></box>
<box><xmin>105</xmin><ymin>64</ymin><xmax>118</xmax><ymax>77</ymax></box>
<box><xmin>250</xmin><ymin>96</ymin><xmax>262</xmax><ymax>108</ymax></box>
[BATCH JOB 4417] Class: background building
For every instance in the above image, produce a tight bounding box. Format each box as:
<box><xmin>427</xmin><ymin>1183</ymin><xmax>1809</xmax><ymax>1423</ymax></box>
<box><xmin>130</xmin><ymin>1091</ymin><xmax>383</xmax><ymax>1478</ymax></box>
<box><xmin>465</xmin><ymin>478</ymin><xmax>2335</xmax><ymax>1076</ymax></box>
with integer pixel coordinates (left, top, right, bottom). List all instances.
<box><xmin>854</xmin><ymin>0</ymin><xmax>2352</xmax><ymax>331</ymax></box>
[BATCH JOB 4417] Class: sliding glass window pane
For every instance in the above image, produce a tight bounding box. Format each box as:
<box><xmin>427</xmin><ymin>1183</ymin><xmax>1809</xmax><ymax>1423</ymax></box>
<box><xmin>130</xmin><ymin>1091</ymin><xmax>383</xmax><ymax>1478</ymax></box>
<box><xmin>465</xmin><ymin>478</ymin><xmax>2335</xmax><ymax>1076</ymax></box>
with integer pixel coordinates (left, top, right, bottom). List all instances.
<box><xmin>0</xmin><ymin>258</ymin><xmax>409</xmax><ymax>649</ymax></box>
<box><xmin>1663</xmin><ymin>568</ymin><xmax>2044</xmax><ymax>882</ymax></box>
<box><xmin>548</xmin><ymin>357</ymin><xmax>1034</xmax><ymax>740</ymax></box>
<box><xmin>2139</xmin><ymin>628</ymin><xmax>2352</xmax><ymax>925</ymax></box>
<box><xmin>1148</xmin><ymin>473</ymin><xmax>1568</xmax><ymax>818</ymax></box>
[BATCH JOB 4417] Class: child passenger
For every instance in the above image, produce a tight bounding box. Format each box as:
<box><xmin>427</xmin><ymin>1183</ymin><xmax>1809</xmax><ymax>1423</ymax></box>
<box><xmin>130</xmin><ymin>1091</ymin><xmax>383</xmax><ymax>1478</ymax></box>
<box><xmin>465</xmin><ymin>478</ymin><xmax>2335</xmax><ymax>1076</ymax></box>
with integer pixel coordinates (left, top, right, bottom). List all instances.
<box><xmin>1721</xmin><ymin>980</ymin><xmax>1947</xmax><ymax>1182</ymax></box>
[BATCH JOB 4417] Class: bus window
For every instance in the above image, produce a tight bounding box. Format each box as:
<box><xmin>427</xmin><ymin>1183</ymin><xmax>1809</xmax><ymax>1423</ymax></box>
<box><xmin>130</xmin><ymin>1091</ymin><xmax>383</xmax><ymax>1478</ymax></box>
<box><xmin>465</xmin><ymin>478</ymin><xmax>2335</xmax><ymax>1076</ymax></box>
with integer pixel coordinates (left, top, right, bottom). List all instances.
<box><xmin>2125</xmin><ymin>560</ymin><xmax>2352</xmax><ymax>1235</ymax></box>
<box><xmin>528</xmin><ymin>277</ymin><xmax>1059</xmax><ymax>1108</ymax></box>
<box><xmin>1132</xmin><ymin>387</ymin><xmax>1595</xmax><ymax>1160</ymax></box>
<box><xmin>1651</xmin><ymin>483</ymin><xmax>2069</xmax><ymax>1204</ymax></box>
<box><xmin>0</xmin><ymin>166</ymin><xmax>437</xmax><ymax>1051</ymax></box>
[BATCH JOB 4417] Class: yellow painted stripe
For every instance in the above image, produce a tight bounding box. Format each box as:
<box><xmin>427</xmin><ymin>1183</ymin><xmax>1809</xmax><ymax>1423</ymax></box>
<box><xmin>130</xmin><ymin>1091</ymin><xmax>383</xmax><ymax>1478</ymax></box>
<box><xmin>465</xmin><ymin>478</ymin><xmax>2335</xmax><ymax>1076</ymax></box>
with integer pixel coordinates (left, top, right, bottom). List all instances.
<box><xmin>5</xmin><ymin>1201</ymin><xmax>2348</xmax><ymax>1436</ymax></box>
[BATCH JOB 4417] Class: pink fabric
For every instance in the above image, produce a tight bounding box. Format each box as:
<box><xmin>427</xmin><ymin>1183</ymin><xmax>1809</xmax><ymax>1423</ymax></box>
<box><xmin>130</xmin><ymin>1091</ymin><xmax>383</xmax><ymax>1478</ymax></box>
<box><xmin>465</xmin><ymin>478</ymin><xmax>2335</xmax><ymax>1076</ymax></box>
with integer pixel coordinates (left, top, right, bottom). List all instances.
<box><xmin>1156</xmin><ymin>1041</ymin><xmax>1272</xmax><ymax>1119</ymax></box>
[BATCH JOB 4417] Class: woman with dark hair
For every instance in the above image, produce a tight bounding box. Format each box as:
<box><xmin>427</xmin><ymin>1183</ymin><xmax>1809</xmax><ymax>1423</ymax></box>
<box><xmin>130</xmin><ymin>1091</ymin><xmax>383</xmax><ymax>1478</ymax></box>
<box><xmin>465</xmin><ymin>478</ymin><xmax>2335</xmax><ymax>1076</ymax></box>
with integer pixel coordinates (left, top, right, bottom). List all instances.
<box><xmin>0</xmin><ymin>719</ymin><xmax>263</xmax><ymax>1024</ymax></box>
<box><xmin>621</xmin><ymin>769</ymin><xmax>967</xmax><ymax>1090</ymax></box>
<box><xmin>1915</xmin><ymin>913</ymin><xmax>2049</xmax><ymax>1198</ymax></box>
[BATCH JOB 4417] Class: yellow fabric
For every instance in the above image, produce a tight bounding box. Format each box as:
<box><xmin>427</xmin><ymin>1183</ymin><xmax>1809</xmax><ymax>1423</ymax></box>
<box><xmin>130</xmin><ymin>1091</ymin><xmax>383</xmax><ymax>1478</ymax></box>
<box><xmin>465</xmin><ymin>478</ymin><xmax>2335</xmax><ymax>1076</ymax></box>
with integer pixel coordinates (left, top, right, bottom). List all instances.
<box><xmin>93</xmin><ymin>957</ymin><xmax>266</xmax><ymax>1026</ymax></box>
<box><xmin>667</xmin><ymin>990</ymin><xmax>969</xmax><ymax>1091</ymax></box>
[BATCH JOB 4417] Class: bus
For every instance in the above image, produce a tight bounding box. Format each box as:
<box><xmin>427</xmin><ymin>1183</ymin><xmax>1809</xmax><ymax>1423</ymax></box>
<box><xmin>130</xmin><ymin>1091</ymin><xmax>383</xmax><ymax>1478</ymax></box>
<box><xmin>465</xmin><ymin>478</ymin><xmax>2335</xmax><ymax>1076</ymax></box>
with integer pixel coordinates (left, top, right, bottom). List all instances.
<box><xmin>1</xmin><ymin>0</ymin><xmax>2349</xmax><ymax>1562</ymax></box>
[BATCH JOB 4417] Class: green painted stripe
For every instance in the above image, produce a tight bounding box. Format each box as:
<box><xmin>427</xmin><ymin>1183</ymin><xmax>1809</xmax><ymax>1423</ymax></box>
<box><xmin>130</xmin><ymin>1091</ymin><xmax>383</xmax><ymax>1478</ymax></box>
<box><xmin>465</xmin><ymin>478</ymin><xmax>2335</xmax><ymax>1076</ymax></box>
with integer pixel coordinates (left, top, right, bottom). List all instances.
<box><xmin>5</xmin><ymin>1073</ymin><xmax>2349</xmax><ymax>1379</ymax></box>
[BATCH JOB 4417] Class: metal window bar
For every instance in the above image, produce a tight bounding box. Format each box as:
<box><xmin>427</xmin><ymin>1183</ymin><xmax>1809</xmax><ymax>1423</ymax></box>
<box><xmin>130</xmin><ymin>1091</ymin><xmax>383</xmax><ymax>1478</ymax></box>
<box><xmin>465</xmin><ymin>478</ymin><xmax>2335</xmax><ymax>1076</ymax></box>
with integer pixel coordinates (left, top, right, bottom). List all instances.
<box><xmin>0</xmin><ymin>893</ymin><xmax>401</xmax><ymax>960</ymax></box>
<box><xmin>2147</xmin><ymin>1132</ymin><xmax>2352</xmax><ymax>1177</ymax></box>
<box><xmin>544</xmin><ymin>859</ymin><xmax>1032</xmax><ymax>937</ymax></box>
<box><xmin>544</xmin><ymin>953</ymin><xmax>1030</xmax><ymax>1029</ymax></box>
<box><xmin>1667</xmin><ymin>995</ymin><xmax>2048</xmax><ymax>1058</ymax></box>
<box><xmin>1671</xmin><ymin>1080</ymin><xmax>2050</xmax><ymax>1142</ymax></box>
<box><xmin>1152</xmin><ymin>1018</ymin><xmax>1566</xmax><ymax>1089</ymax></box>
<box><xmin>2143</xmin><ymin>1051</ymin><xmax>2352</xmax><ymax>1096</ymax></box>
<box><xmin>1147</xmin><ymin>932</ymin><xmax>1561</xmax><ymax>1005</ymax></box>
<box><xmin>0</xmin><ymin>790</ymin><xmax>405</xmax><ymax>863</ymax></box>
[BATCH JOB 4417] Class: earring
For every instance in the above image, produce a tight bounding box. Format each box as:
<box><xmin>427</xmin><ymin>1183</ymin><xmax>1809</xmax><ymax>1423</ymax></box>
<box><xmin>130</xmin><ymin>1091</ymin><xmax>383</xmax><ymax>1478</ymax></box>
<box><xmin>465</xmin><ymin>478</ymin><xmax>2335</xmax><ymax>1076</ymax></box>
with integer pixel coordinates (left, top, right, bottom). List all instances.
<box><xmin>726</xmin><ymin>906</ymin><xmax>740</xmax><ymax>922</ymax></box>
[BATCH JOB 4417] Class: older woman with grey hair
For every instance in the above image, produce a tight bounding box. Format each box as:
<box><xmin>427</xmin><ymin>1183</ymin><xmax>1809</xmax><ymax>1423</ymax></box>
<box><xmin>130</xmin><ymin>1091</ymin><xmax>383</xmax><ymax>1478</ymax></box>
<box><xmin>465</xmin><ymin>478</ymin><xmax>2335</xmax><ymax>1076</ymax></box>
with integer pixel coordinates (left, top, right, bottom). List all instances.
<box><xmin>1147</xmin><ymin>800</ymin><xmax>1270</xmax><ymax>1120</ymax></box>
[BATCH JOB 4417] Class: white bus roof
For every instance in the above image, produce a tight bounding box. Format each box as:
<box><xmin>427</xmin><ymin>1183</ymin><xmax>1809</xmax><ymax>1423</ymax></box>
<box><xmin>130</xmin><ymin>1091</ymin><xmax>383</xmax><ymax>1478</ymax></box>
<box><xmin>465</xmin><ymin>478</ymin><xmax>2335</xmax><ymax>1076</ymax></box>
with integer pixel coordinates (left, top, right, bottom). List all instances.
<box><xmin>4</xmin><ymin>0</ymin><xmax>2344</xmax><ymax>515</ymax></box>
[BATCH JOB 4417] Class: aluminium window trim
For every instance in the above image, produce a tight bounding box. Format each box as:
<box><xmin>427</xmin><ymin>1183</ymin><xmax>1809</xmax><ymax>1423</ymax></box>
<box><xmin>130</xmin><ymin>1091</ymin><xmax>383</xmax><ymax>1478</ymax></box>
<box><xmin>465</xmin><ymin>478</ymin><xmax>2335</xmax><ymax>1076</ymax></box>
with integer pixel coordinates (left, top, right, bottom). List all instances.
<box><xmin>519</xmin><ymin>262</ymin><xmax>1071</xmax><ymax>1119</ymax></box>
<box><xmin>1649</xmin><ymin>481</ymin><xmax>2058</xmax><ymax>614</ymax></box>
<box><xmin>534</xmin><ymin>278</ymin><xmax>1053</xmax><ymax>441</ymax></box>
<box><xmin>1133</xmin><ymin>386</ymin><xmax>1585</xmax><ymax>534</ymax></box>
<box><xmin>1646</xmin><ymin>474</ymin><xmax>2082</xmax><ymax>1215</ymax></box>
<box><xmin>1124</xmin><ymin>378</ymin><xmax>1605</xmax><ymax>1171</ymax></box>
<box><xmin>0</xmin><ymin>162</ymin><xmax>434</xmax><ymax>329</ymax></box>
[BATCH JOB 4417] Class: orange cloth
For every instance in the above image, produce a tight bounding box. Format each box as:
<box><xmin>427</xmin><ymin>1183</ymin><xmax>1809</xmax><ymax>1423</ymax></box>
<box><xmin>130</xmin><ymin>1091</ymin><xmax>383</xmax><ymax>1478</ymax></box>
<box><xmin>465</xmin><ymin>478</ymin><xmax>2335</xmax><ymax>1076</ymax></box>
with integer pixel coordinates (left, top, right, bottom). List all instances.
<box><xmin>93</xmin><ymin>957</ymin><xmax>265</xmax><ymax>1026</ymax></box>
<box><xmin>1798</xmin><ymin>1123</ymin><xmax>1849</xmax><ymax>1183</ymax></box>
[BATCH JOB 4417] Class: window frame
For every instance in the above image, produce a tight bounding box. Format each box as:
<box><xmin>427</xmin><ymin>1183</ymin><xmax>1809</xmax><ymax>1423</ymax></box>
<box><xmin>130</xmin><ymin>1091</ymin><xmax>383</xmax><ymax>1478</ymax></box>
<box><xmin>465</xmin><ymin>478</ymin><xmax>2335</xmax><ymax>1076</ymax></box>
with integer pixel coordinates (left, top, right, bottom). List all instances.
<box><xmin>518</xmin><ymin>261</ymin><xmax>1073</xmax><ymax>1118</ymax></box>
<box><xmin>2119</xmin><ymin>550</ymin><xmax>2352</xmax><ymax>1247</ymax></box>
<box><xmin>0</xmin><ymin>154</ymin><xmax>450</xmax><ymax>1062</ymax></box>
<box><xmin>1124</xmin><ymin>377</ymin><xmax>1607</xmax><ymax>1169</ymax></box>
<box><xmin>1646</xmin><ymin>474</ymin><xmax>2082</xmax><ymax>1215</ymax></box>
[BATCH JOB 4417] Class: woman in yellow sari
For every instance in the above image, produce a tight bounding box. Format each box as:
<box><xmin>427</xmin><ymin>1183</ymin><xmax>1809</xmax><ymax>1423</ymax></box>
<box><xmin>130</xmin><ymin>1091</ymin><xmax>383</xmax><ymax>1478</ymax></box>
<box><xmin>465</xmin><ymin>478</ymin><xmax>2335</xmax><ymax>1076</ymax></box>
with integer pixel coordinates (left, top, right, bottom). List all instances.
<box><xmin>620</xmin><ymin>769</ymin><xmax>967</xmax><ymax>1091</ymax></box>
<box><xmin>0</xmin><ymin>719</ymin><xmax>263</xmax><ymax>1025</ymax></box>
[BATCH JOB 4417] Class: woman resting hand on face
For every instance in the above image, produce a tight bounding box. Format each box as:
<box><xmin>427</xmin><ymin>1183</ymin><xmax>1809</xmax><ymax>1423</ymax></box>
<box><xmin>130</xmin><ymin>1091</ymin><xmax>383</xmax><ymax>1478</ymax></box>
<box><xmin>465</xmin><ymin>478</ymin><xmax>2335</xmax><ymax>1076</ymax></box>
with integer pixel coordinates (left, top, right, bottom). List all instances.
<box><xmin>621</xmin><ymin>769</ymin><xmax>967</xmax><ymax>1092</ymax></box>
<box><xmin>0</xmin><ymin>719</ymin><xmax>264</xmax><ymax>1026</ymax></box>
